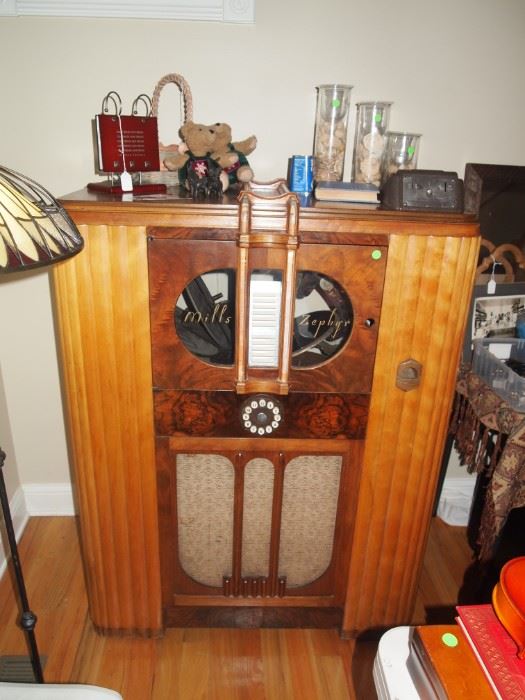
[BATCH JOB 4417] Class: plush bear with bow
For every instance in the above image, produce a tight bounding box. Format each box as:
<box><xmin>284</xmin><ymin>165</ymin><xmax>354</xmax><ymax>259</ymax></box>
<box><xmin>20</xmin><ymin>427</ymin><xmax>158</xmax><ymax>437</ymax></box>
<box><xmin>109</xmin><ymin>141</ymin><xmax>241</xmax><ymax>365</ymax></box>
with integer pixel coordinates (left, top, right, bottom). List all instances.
<box><xmin>163</xmin><ymin>121</ymin><xmax>256</xmax><ymax>193</ymax></box>
<box><xmin>207</xmin><ymin>122</ymin><xmax>256</xmax><ymax>187</ymax></box>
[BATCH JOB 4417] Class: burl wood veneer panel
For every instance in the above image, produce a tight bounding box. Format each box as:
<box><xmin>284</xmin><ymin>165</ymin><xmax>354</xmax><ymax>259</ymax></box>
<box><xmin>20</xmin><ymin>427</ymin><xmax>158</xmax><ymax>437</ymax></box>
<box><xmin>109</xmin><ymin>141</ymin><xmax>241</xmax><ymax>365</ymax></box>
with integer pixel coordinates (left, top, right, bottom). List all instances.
<box><xmin>52</xmin><ymin>224</ymin><xmax>162</xmax><ymax>635</ymax></box>
<box><xmin>342</xmin><ymin>233</ymin><xmax>479</xmax><ymax>635</ymax></box>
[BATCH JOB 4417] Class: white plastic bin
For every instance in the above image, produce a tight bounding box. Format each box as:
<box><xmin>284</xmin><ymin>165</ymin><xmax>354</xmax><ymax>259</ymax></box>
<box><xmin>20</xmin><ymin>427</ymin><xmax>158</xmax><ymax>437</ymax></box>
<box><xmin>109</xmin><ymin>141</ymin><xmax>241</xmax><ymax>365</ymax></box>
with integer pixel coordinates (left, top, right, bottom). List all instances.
<box><xmin>0</xmin><ymin>683</ymin><xmax>122</xmax><ymax>700</ymax></box>
<box><xmin>472</xmin><ymin>338</ymin><xmax>525</xmax><ymax>411</ymax></box>
<box><xmin>373</xmin><ymin>626</ymin><xmax>421</xmax><ymax>699</ymax></box>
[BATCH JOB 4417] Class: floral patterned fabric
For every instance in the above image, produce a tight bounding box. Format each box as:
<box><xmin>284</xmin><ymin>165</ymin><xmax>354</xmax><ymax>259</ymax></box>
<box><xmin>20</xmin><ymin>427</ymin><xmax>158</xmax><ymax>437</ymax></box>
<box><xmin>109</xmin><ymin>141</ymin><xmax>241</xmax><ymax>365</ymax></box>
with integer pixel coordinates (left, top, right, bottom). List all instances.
<box><xmin>451</xmin><ymin>367</ymin><xmax>525</xmax><ymax>560</ymax></box>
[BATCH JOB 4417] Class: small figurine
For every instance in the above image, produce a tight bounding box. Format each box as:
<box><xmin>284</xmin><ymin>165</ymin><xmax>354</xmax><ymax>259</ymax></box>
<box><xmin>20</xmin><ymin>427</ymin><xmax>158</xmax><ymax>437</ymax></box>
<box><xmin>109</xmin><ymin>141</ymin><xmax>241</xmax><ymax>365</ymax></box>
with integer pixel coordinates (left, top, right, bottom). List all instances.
<box><xmin>186</xmin><ymin>156</ymin><xmax>223</xmax><ymax>200</ymax></box>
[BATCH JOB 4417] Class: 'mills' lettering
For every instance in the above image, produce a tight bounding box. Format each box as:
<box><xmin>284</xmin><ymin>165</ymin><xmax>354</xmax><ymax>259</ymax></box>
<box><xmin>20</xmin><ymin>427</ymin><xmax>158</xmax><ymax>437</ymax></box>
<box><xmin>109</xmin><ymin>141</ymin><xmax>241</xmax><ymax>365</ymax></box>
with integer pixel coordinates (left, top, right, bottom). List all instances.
<box><xmin>183</xmin><ymin>303</ymin><xmax>232</xmax><ymax>326</ymax></box>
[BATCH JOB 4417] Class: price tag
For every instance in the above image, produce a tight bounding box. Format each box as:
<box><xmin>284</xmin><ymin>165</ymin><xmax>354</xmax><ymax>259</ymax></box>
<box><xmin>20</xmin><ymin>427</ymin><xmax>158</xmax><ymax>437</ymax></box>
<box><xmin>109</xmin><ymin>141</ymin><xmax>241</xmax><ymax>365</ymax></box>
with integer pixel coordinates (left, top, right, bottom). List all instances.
<box><xmin>120</xmin><ymin>171</ymin><xmax>133</xmax><ymax>192</ymax></box>
<box><xmin>488</xmin><ymin>256</ymin><xmax>497</xmax><ymax>294</ymax></box>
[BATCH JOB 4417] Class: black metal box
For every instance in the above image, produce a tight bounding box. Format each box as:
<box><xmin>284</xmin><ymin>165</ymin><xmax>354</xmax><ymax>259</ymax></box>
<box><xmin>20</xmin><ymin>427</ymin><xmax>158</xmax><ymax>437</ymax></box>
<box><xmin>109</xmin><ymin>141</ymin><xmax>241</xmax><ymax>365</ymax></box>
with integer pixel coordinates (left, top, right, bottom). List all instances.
<box><xmin>380</xmin><ymin>170</ymin><xmax>464</xmax><ymax>212</ymax></box>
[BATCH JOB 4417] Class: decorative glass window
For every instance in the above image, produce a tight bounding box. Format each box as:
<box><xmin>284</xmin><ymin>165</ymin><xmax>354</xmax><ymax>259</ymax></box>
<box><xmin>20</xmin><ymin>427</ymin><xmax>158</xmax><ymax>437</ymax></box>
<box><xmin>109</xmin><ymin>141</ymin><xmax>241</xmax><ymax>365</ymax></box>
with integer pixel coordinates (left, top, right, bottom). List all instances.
<box><xmin>175</xmin><ymin>268</ymin><xmax>353</xmax><ymax>369</ymax></box>
<box><xmin>292</xmin><ymin>271</ymin><xmax>353</xmax><ymax>368</ymax></box>
<box><xmin>175</xmin><ymin>269</ymin><xmax>235</xmax><ymax>366</ymax></box>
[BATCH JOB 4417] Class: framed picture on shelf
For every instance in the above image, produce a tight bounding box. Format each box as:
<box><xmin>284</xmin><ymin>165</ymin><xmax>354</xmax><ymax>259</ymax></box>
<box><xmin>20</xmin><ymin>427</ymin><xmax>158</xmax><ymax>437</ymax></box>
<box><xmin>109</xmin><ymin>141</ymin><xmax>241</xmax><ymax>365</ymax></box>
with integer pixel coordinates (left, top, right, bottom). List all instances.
<box><xmin>463</xmin><ymin>282</ymin><xmax>525</xmax><ymax>362</ymax></box>
<box><xmin>461</xmin><ymin>163</ymin><xmax>525</xmax><ymax>361</ymax></box>
<box><xmin>464</xmin><ymin>163</ymin><xmax>525</xmax><ymax>281</ymax></box>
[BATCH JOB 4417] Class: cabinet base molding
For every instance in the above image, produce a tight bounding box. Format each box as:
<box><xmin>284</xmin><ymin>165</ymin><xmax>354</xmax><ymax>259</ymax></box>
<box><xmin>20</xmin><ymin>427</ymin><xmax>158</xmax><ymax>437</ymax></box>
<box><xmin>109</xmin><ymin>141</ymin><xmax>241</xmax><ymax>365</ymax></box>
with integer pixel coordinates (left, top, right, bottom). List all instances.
<box><xmin>164</xmin><ymin>606</ymin><xmax>343</xmax><ymax>630</ymax></box>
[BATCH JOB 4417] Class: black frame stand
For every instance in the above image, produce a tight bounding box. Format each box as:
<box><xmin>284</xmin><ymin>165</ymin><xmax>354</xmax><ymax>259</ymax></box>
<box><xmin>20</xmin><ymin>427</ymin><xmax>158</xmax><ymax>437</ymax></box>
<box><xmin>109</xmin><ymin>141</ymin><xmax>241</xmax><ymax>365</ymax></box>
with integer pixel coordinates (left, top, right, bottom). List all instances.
<box><xmin>0</xmin><ymin>447</ymin><xmax>44</xmax><ymax>683</ymax></box>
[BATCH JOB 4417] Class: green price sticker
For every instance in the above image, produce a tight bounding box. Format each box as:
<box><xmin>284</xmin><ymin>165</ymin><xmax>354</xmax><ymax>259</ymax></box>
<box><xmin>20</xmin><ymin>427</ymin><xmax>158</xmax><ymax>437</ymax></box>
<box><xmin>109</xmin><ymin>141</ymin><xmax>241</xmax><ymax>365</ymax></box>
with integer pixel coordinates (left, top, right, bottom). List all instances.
<box><xmin>371</xmin><ymin>250</ymin><xmax>382</xmax><ymax>260</ymax></box>
<box><xmin>407</xmin><ymin>146</ymin><xmax>415</xmax><ymax>157</ymax></box>
<box><xmin>441</xmin><ymin>633</ymin><xmax>459</xmax><ymax>648</ymax></box>
<box><xmin>374</xmin><ymin>113</ymin><xmax>382</xmax><ymax>124</ymax></box>
<box><xmin>332</xmin><ymin>98</ymin><xmax>341</xmax><ymax>108</ymax></box>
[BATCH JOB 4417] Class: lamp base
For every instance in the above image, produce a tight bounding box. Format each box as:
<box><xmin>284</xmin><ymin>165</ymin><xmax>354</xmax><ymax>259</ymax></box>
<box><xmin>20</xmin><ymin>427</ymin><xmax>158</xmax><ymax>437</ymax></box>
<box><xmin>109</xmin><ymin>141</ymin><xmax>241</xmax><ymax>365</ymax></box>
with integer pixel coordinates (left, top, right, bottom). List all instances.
<box><xmin>0</xmin><ymin>655</ymin><xmax>47</xmax><ymax>683</ymax></box>
<box><xmin>0</xmin><ymin>448</ymin><xmax>44</xmax><ymax>683</ymax></box>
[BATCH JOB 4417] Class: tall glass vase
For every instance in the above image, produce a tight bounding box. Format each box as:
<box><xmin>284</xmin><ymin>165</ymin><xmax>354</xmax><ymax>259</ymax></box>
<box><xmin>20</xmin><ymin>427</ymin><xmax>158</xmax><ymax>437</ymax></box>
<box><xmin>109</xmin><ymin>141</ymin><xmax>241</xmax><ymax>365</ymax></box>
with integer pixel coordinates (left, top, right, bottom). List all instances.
<box><xmin>351</xmin><ymin>101</ymin><xmax>392</xmax><ymax>187</ymax></box>
<box><xmin>313</xmin><ymin>84</ymin><xmax>353</xmax><ymax>182</ymax></box>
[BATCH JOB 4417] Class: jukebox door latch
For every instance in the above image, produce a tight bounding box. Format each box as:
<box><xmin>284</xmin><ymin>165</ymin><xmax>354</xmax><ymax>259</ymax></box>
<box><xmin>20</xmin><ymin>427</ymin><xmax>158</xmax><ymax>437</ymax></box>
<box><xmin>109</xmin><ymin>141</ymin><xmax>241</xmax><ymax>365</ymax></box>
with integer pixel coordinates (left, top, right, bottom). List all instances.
<box><xmin>396</xmin><ymin>358</ymin><xmax>422</xmax><ymax>391</ymax></box>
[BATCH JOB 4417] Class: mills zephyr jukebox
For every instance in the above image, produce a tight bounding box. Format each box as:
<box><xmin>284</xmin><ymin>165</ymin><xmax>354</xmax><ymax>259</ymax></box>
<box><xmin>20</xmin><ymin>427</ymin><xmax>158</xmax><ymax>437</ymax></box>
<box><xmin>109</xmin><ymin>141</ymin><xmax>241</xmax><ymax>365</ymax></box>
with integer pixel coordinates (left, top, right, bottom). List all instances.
<box><xmin>148</xmin><ymin>186</ymin><xmax>387</xmax><ymax>627</ymax></box>
<box><xmin>53</xmin><ymin>180</ymin><xmax>479</xmax><ymax>636</ymax></box>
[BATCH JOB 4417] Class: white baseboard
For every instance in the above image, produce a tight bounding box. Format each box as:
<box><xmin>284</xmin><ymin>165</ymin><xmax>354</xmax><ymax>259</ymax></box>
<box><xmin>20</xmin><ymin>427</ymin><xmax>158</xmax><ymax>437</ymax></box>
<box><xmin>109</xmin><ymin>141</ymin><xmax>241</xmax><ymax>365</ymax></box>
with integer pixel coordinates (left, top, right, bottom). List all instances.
<box><xmin>0</xmin><ymin>485</ymin><xmax>29</xmax><ymax>579</ymax></box>
<box><xmin>23</xmin><ymin>482</ymin><xmax>75</xmax><ymax>516</ymax></box>
<box><xmin>437</xmin><ymin>475</ymin><xmax>477</xmax><ymax>526</ymax></box>
<box><xmin>0</xmin><ymin>482</ymin><xmax>75</xmax><ymax>578</ymax></box>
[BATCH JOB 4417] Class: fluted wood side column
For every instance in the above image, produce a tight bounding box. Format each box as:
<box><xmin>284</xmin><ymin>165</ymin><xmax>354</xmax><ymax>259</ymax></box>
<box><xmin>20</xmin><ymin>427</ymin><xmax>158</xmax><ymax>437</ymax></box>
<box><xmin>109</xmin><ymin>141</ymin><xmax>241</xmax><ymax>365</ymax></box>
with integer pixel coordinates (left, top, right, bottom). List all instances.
<box><xmin>52</xmin><ymin>224</ymin><xmax>162</xmax><ymax>635</ymax></box>
<box><xmin>342</xmin><ymin>233</ymin><xmax>479</xmax><ymax>636</ymax></box>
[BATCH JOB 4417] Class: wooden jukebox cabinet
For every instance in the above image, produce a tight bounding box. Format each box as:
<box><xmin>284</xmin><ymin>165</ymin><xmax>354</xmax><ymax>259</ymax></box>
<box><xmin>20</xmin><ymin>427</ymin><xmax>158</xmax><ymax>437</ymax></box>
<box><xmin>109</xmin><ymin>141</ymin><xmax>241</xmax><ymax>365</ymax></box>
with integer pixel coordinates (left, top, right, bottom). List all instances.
<box><xmin>54</xmin><ymin>186</ymin><xmax>479</xmax><ymax>637</ymax></box>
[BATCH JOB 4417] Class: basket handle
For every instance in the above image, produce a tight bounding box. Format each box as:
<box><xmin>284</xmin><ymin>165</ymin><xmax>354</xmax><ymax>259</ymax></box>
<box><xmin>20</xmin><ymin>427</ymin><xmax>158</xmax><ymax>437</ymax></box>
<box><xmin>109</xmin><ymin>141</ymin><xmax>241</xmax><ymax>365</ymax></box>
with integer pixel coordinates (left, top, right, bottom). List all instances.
<box><xmin>151</xmin><ymin>73</ymin><xmax>194</xmax><ymax>123</ymax></box>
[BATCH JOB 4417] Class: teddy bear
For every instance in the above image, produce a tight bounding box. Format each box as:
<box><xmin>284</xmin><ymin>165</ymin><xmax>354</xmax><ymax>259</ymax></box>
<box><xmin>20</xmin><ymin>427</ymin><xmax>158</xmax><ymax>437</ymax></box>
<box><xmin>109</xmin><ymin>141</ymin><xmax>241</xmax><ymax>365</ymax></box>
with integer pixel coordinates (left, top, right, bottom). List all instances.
<box><xmin>207</xmin><ymin>122</ymin><xmax>257</xmax><ymax>187</ymax></box>
<box><xmin>163</xmin><ymin>121</ymin><xmax>256</xmax><ymax>194</ymax></box>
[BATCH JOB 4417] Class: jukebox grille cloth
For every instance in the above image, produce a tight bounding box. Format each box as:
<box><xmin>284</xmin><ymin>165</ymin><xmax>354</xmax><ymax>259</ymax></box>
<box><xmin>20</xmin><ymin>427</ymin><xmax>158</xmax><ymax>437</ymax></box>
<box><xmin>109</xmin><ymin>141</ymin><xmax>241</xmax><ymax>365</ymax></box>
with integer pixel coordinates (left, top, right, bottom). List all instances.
<box><xmin>177</xmin><ymin>454</ymin><xmax>234</xmax><ymax>587</ymax></box>
<box><xmin>279</xmin><ymin>456</ymin><xmax>342</xmax><ymax>587</ymax></box>
<box><xmin>176</xmin><ymin>453</ymin><xmax>342</xmax><ymax>587</ymax></box>
<box><xmin>242</xmin><ymin>458</ymin><xmax>274</xmax><ymax>577</ymax></box>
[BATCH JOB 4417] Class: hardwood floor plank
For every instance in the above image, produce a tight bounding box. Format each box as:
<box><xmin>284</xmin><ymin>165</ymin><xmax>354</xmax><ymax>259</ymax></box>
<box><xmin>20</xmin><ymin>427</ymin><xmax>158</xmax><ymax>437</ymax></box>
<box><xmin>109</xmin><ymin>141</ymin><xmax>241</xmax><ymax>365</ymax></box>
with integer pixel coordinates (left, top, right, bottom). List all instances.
<box><xmin>151</xmin><ymin>629</ymin><xmax>185</xmax><ymax>699</ymax></box>
<box><xmin>259</xmin><ymin>628</ymin><xmax>294</xmax><ymax>699</ymax></box>
<box><xmin>30</xmin><ymin>518</ymin><xmax>89</xmax><ymax>682</ymax></box>
<box><xmin>173</xmin><ymin>629</ymin><xmax>211</xmax><ymax>699</ymax></box>
<box><xmin>0</xmin><ymin>517</ymin><xmax>89</xmax><ymax>681</ymax></box>
<box><xmin>307</xmin><ymin>630</ymin><xmax>351</xmax><ymax>700</ymax></box>
<box><xmin>0</xmin><ymin>516</ymin><xmax>473</xmax><ymax>698</ymax></box>
<box><xmin>208</xmin><ymin>629</ymin><xmax>264</xmax><ymax>700</ymax></box>
<box><xmin>284</xmin><ymin>629</ymin><xmax>330</xmax><ymax>699</ymax></box>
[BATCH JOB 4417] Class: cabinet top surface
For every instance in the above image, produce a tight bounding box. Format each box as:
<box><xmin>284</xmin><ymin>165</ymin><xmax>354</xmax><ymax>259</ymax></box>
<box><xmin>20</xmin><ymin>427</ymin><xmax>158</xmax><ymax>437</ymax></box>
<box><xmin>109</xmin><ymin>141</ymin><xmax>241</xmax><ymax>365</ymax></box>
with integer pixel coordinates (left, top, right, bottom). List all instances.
<box><xmin>60</xmin><ymin>187</ymin><xmax>479</xmax><ymax>237</ymax></box>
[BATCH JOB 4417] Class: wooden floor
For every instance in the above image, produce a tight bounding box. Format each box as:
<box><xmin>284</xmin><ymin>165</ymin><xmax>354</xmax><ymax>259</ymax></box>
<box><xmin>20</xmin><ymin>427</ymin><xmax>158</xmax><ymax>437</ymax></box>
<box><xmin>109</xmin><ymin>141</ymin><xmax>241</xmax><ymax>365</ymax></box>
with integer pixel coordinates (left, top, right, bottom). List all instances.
<box><xmin>0</xmin><ymin>516</ymin><xmax>473</xmax><ymax>699</ymax></box>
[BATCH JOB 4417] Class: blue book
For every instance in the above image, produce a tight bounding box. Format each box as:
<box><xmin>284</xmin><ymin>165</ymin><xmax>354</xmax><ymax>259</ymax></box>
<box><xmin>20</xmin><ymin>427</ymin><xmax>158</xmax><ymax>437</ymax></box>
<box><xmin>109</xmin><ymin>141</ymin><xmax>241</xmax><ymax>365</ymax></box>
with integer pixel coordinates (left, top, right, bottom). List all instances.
<box><xmin>314</xmin><ymin>181</ymin><xmax>379</xmax><ymax>203</ymax></box>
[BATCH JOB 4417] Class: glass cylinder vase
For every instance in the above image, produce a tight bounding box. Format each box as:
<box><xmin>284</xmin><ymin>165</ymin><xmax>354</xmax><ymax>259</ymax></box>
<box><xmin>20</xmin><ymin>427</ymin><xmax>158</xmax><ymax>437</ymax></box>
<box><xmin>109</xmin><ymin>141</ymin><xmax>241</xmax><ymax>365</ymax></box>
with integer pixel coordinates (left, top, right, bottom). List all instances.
<box><xmin>351</xmin><ymin>101</ymin><xmax>392</xmax><ymax>187</ymax></box>
<box><xmin>381</xmin><ymin>131</ymin><xmax>421</xmax><ymax>184</ymax></box>
<box><xmin>313</xmin><ymin>84</ymin><xmax>353</xmax><ymax>182</ymax></box>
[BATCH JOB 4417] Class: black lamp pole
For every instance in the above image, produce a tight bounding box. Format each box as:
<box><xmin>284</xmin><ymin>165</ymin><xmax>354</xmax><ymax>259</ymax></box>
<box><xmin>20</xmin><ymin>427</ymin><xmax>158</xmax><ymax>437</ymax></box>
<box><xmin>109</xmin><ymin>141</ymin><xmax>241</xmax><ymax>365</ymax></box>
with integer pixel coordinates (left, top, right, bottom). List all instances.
<box><xmin>0</xmin><ymin>447</ymin><xmax>44</xmax><ymax>683</ymax></box>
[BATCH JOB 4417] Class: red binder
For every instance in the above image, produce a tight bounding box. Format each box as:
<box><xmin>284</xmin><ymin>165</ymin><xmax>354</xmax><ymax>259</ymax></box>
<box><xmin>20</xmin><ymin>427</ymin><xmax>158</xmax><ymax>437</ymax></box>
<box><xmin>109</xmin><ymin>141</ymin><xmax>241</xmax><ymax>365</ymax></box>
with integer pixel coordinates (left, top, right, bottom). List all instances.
<box><xmin>95</xmin><ymin>113</ymin><xmax>160</xmax><ymax>173</ymax></box>
<box><xmin>89</xmin><ymin>92</ymin><xmax>166</xmax><ymax>195</ymax></box>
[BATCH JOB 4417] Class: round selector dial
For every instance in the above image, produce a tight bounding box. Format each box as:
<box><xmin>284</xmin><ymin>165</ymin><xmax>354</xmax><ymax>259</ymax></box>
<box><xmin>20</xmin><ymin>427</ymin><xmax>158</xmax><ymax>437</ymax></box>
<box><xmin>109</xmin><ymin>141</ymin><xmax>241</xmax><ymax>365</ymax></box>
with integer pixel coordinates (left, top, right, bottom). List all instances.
<box><xmin>240</xmin><ymin>395</ymin><xmax>283</xmax><ymax>436</ymax></box>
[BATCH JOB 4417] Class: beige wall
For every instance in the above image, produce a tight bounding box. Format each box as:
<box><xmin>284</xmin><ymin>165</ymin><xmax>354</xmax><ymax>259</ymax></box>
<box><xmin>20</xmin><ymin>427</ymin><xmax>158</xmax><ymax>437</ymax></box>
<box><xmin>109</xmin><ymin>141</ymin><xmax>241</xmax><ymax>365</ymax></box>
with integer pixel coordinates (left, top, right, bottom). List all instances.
<box><xmin>1</xmin><ymin>0</ymin><xmax>524</xmax><ymax>489</ymax></box>
<box><xmin>0</xmin><ymin>366</ymin><xmax>20</xmax><ymax>500</ymax></box>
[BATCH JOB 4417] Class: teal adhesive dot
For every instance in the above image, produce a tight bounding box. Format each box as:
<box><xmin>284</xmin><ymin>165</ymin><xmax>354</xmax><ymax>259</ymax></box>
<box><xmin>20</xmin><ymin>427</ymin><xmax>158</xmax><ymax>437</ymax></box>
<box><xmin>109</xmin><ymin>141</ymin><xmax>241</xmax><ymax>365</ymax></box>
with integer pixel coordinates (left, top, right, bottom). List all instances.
<box><xmin>441</xmin><ymin>632</ymin><xmax>459</xmax><ymax>648</ymax></box>
<box><xmin>371</xmin><ymin>250</ymin><xmax>382</xmax><ymax>260</ymax></box>
<box><xmin>332</xmin><ymin>98</ymin><xmax>341</xmax><ymax>108</ymax></box>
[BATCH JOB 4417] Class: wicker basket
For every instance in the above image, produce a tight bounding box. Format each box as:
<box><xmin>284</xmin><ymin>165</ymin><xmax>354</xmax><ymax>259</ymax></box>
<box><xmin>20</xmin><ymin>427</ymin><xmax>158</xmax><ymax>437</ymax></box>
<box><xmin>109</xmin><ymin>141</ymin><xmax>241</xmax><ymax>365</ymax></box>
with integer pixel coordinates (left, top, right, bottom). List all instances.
<box><xmin>142</xmin><ymin>73</ymin><xmax>194</xmax><ymax>186</ymax></box>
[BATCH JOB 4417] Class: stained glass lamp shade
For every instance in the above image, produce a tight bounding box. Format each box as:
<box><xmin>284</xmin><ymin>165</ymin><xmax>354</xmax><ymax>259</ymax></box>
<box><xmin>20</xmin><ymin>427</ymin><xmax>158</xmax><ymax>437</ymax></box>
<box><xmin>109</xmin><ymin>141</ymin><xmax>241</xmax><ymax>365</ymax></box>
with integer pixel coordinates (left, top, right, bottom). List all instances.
<box><xmin>0</xmin><ymin>165</ymin><xmax>83</xmax><ymax>273</ymax></box>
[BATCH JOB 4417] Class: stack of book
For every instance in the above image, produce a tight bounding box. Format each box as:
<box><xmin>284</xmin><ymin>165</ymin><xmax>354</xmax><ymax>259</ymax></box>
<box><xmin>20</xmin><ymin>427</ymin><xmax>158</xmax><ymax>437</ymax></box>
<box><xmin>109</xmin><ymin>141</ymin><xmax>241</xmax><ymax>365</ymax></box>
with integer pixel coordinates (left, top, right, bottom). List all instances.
<box><xmin>314</xmin><ymin>181</ymin><xmax>379</xmax><ymax>204</ymax></box>
<box><xmin>409</xmin><ymin>623</ymin><xmax>494</xmax><ymax>699</ymax></box>
<box><xmin>409</xmin><ymin>606</ymin><xmax>525</xmax><ymax>698</ymax></box>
